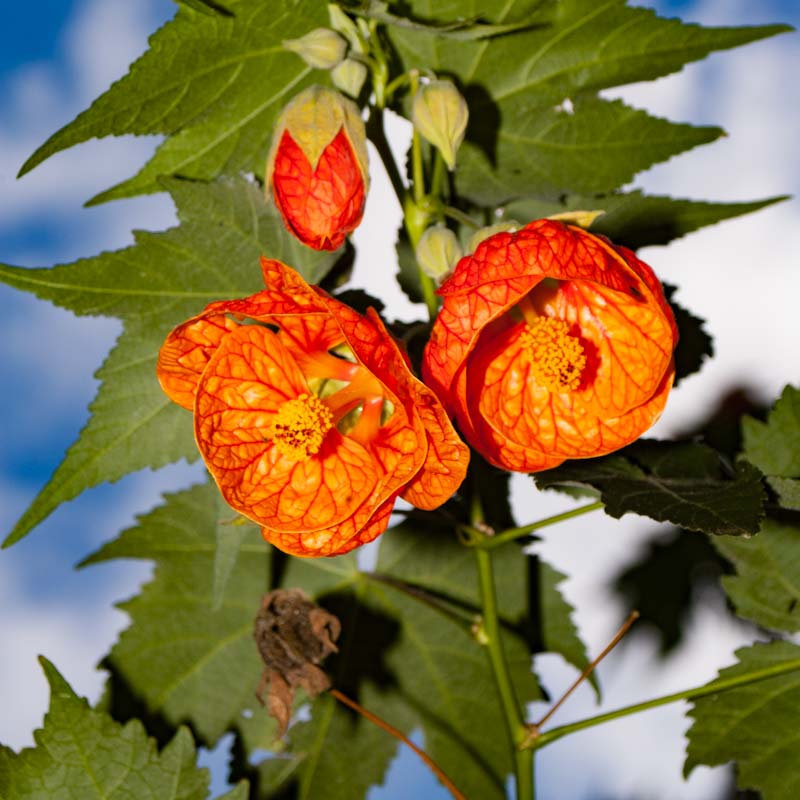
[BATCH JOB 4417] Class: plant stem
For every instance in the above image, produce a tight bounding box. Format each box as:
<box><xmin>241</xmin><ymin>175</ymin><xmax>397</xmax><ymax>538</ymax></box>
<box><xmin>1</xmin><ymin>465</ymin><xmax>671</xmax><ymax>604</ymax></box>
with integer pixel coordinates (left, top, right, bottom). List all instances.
<box><xmin>474</xmin><ymin>541</ymin><xmax>533</xmax><ymax>798</ymax></box>
<box><xmin>330</xmin><ymin>688</ymin><xmax>466</xmax><ymax>800</ymax></box>
<box><xmin>476</xmin><ymin>500</ymin><xmax>604</xmax><ymax>550</ymax></box>
<box><xmin>529</xmin><ymin>655</ymin><xmax>800</xmax><ymax>750</ymax></box>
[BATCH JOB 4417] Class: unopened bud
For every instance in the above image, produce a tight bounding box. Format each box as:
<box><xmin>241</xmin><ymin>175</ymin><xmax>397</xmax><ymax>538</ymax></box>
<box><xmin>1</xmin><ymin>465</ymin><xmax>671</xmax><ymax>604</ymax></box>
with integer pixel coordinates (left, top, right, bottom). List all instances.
<box><xmin>267</xmin><ymin>86</ymin><xmax>369</xmax><ymax>251</ymax></box>
<box><xmin>412</xmin><ymin>80</ymin><xmax>469</xmax><ymax>170</ymax></box>
<box><xmin>332</xmin><ymin>58</ymin><xmax>368</xmax><ymax>98</ymax></box>
<box><xmin>467</xmin><ymin>221</ymin><xmax>520</xmax><ymax>254</ymax></box>
<box><xmin>328</xmin><ymin>4</ymin><xmax>364</xmax><ymax>53</ymax></box>
<box><xmin>416</xmin><ymin>225</ymin><xmax>463</xmax><ymax>282</ymax></box>
<box><xmin>283</xmin><ymin>28</ymin><xmax>347</xmax><ymax>70</ymax></box>
<box><xmin>547</xmin><ymin>209</ymin><xmax>605</xmax><ymax>229</ymax></box>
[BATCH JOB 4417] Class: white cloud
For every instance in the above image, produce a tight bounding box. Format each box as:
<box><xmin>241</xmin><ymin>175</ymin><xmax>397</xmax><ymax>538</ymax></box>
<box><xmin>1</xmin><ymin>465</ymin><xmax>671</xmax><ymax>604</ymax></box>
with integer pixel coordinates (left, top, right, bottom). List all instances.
<box><xmin>0</xmin><ymin>0</ymin><xmax>176</xmax><ymax>255</ymax></box>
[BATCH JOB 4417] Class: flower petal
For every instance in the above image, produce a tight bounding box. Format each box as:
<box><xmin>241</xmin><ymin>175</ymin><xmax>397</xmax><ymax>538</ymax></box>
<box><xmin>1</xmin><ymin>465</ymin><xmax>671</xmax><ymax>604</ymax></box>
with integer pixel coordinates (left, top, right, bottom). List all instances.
<box><xmin>271</xmin><ymin>128</ymin><xmax>365</xmax><ymax>251</ymax></box>
<box><xmin>261</xmin><ymin>493</ymin><xmax>396</xmax><ymax>557</ymax></box>
<box><xmin>156</xmin><ymin>314</ymin><xmax>240</xmax><ymax>409</ymax></box>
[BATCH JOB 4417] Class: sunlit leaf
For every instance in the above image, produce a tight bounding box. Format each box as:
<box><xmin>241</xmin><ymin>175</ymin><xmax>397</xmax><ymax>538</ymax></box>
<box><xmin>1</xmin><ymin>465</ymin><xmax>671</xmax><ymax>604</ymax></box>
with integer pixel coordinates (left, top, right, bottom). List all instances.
<box><xmin>388</xmin><ymin>0</ymin><xmax>789</xmax><ymax>203</ymax></box>
<box><xmin>742</xmin><ymin>385</ymin><xmax>800</xmax><ymax>510</ymax></box>
<box><xmin>714</xmin><ymin>518</ymin><xmax>800</xmax><ymax>634</ymax></box>
<box><xmin>19</xmin><ymin>0</ymin><xmax>329</xmax><ymax>203</ymax></box>
<box><xmin>685</xmin><ymin>641</ymin><xmax>800</xmax><ymax>800</ymax></box>
<box><xmin>0</xmin><ymin>657</ymin><xmax>245</xmax><ymax>800</ymax></box>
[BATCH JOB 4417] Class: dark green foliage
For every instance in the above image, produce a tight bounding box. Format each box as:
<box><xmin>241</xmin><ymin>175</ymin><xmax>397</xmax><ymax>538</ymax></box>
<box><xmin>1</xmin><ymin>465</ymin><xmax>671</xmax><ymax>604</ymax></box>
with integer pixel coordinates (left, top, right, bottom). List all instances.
<box><xmin>536</xmin><ymin>439</ymin><xmax>766</xmax><ymax>536</ymax></box>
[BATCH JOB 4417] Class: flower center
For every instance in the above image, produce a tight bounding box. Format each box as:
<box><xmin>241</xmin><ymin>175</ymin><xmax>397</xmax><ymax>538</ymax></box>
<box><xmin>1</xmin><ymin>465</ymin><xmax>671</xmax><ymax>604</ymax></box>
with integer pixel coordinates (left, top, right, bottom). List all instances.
<box><xmin>520</xmin><ymin>317</ymin><xmax>586</xmax><ymax>392</ymax></box>
<box><xmin>270</xmin><ymin>394</ymin><xmax>334</xmax><ymax>461</ymax></box>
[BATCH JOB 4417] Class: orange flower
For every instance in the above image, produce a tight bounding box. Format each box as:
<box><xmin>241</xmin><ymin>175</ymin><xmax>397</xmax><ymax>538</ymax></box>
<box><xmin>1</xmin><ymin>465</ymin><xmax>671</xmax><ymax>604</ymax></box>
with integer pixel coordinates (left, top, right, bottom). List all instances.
<box><xmin>157</xmin><ymin>259</ymin><xmax>468</xmax><ymax>556</ymax></box>
<box><xmin>267</xmin><ymin>86</ymin><xmax>369</xmax><ymax>251</ymax></box>
<box><xmin>422</xmin><ymin>220</ymin><xmax>678</xmax><ymax>472</ymax></box>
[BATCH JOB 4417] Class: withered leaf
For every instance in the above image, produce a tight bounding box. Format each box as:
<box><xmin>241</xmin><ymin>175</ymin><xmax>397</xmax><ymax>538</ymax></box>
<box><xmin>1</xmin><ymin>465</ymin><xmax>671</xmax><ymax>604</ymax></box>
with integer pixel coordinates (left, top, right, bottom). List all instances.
<box><xmin>254</xmin><ymin>588</ymin><xmax>341</xmax><ymax>737</ymax></box>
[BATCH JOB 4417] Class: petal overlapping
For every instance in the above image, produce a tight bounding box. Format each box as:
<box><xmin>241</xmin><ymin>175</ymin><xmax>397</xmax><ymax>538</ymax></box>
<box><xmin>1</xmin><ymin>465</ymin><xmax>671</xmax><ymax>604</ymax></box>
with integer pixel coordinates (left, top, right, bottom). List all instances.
<box><xmin>157</xmin><ymin>259</ymin><xmax>468</xmax><ymax>556</ymax></box>
<box><xmin>423</xmin><ymin>220</ymin><xmax>678</xmax><ymax>473</ymax></box>
<box><xmin>156</xmin><ymin>314</ymin><xmax>240</xmax><ymax>410</ymax></box>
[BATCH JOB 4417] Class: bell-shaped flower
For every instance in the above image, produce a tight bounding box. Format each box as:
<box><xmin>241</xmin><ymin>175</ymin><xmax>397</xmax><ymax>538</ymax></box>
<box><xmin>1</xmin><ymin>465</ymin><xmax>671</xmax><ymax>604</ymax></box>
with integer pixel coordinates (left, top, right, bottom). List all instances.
<box><xmin>266</xmin><ymin>86</ymin><xmax>369</xmax><ymax>251</ymax></box>
<box><xmin>157</xmin><ymin>259</ymin><xmax>469</xmax><ymax>556</ymax></box>
<box><xmin>422</xmin><ymin>220</ymin><xmax>678</xmax><ymax>472</ymax></box>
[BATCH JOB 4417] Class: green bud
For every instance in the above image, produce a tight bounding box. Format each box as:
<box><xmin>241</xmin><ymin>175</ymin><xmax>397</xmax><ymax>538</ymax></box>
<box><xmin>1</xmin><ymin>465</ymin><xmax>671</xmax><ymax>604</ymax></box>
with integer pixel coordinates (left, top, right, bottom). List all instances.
<box><xmin>412</xmin><ymin>79</ymin><xmax>469</xmax><ymax>170</ymax></box>
<box><xmin>283</xmin><ymin>28</ymin><xmax>347</xmax><ymax>70</ymax></box>
<box><xmin>331</xmin><ymin>58</ymin><xmax>368</xmax><ymax>98</ymax></box>
<box><xmin>416</xmin><ymin>225</ymin><xmax>463</xmax><ymax>282</ymax></box>
<box><xmin>328</xmin><ymin>4</ymin><xmax>364</xmax><ymax>54</ymax></box>
<box><xmin>467</xmin><ymin>221</ymin><xmax>521</xmax><ymax>254</ymax></box>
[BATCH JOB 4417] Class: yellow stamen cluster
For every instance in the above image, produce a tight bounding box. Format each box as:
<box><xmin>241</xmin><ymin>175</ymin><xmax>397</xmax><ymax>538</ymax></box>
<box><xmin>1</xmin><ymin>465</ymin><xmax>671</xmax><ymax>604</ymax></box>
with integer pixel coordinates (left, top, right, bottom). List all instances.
<box><xmin>271</xmin><ymin>394</ymin><xmax>334</xmax><ymax>461</ymax></box>
<box><xmin>520</xmin><ymin>317</ymin><xmax>586</xmax><ymax>392</ymax></box>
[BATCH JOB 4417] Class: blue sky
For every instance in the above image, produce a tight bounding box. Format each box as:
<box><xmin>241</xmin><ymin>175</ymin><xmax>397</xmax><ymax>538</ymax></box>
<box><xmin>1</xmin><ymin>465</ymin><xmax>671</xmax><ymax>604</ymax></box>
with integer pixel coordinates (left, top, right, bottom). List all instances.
<box><xmin>1</xmin><ymin>1</ymin><xmax>798</xmax><ymax>798</ymax></box>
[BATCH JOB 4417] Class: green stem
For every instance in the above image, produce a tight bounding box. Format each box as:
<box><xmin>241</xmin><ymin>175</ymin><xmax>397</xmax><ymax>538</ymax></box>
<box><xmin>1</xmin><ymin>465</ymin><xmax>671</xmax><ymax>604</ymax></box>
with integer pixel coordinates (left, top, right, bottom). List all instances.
<box><xmin>530</xmin><ymin>656</ymin><xmax>800</xmax><ymax>751</ymax></box>
<box><xmin>472</xmin><ymin>488</ymin><xmax>533</xmax><ymax>800</ymax></box>
<box><xmin>442</xmin><ymin>204</ymin><xmax>481</xmax><ymax>230</ymax></box>
<box><xmin>470</xmin><ymin>500</ymin><xmax>604</xmax><ymax>549</ymax></box>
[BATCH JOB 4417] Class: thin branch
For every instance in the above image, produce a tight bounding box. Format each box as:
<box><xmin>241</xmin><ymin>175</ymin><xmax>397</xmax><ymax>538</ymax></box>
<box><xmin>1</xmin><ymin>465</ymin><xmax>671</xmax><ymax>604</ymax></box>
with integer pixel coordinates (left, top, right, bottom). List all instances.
<box><xmin>529</xmin><ymin>655</ymin><xmax>800</xmax><ymax>751</ymax></box>
<box><xmin>330</xmin><ymin>688</ymin><xmax>466</xmax><ymax>800</ymax></box>
<box><xmin>527</xmin><ymin>611</ymin><xmax>639</xmax><ymax>742</ymax></box>
<box><xmin>476</xmin><ymin>501</ymin><xmax>604</xmax><ymax>549</ymax></box>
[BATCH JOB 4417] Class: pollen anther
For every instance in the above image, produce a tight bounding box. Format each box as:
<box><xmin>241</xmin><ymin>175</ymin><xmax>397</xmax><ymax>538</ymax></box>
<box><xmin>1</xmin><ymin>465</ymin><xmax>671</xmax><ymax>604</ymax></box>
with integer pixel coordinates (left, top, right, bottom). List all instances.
<box><xmin>271</xmin><ymin>394</ymin><xmax>334</xmax><ymax>461</ymax></box>
<box><xmin>520</xmin><ymin>317</ymin><xmax>586</xmax><ymax>392</ymax></box>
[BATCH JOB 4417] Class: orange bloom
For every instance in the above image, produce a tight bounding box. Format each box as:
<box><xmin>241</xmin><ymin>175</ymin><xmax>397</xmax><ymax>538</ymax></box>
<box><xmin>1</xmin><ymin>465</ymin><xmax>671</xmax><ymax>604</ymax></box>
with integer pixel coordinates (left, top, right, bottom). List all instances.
<box><xmin>267</xmin><ymin>86</ymin><xmax>369</xmax><ymax>251</ymax></box>
<box><xmin>422</xmin><ymin>220</ymin><xmax>678</xmax><ymax>472</ymax></box>
<box><xmin>157</xmin><ymin>259</ymin><xmax>468</xmax><ymax>556</ymax></box>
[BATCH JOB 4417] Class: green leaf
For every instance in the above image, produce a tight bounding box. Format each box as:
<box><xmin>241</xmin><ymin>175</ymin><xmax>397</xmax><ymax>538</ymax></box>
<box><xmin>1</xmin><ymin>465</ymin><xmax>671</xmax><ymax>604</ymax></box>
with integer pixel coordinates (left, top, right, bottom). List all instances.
<box><xmin>389</xmin><ymin>0</ymin><xmax>789</xmax><ymax>96</ymax></box>
<box><xmin>713</xmin><ymin>518</ymin><xmax>800</xmax><ymax>634</ymax></box>
<box><xmin>457</xmin><ymin>97</ymin><xmax>722</xmax><ymax>204</ymax></box>
<box><xmin>537</xmin><ymin>560</ymin><xmax>597</xmax><ymax>697</ymax></box>
<box><xmin>535</xmin><ymin>439</ymin><xmax>766</xmax><ymax>536</ymax></box>
<box><xmin>1</xmin><ymin>176</ymin><xmax>338</xmax><ymax>547</ymax></box>
<box><xmin>388</xmin><ymin>0</ymin><xmax>790</xmax><ymax>203</ymax></box>
<box><xmin>742</xmin><ymin>386</ymin><xmax>800</xmax><ymax>510</ymax></box>
<box><xmin>685</xmin><ymin>641</ymin><xmax>800</xmax><ymax>799</ymax></box>
<box><xmin>19</xmin><ymin>0</ymin><xmax>329</xmax><ymax>202</ymax></box>
<box><xmin>82</xmin><ymin>481</ymin><xmax>279</xmax><ymax>745</ymax></box>
<box><xmin>352</xmin><ymin>0</ymin><xmax>533</xmax><ymax>39</ymax></box>
<box><xmin>503</xmin><ymin>190</ymin><xmax>788</xmax><ymax>250</ymax></box>
<box><xmin>175</xmin><ymin>0</ymin><xmax>234</xmax><ymax>17</ymax></box>
<box><xmin>212</xmin><ymin>507</ymin><xmax>249</xmax><ymax>611</ymax></box>
<box><xmin>0</xmin><ymin>657</ymin><xmax>243</xmax><ymax>800</ymax></box>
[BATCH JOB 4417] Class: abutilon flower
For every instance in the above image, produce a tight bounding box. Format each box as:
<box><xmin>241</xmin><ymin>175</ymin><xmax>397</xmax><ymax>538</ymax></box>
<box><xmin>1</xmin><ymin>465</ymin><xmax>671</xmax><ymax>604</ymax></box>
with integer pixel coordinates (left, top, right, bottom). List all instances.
<box><xmin>422</xmin><ymin>220</ymin><xmax>678</xmax><ymax>473</ymax></box>
<box><xmin>266</xmin><ymin>86</ymin><xmax>369</xmax><ymax>251</ymax></box>
<box><xmin>157</xmin><ymin>259</ymin><xmax>468</xmax><ymax>556</ymax></box>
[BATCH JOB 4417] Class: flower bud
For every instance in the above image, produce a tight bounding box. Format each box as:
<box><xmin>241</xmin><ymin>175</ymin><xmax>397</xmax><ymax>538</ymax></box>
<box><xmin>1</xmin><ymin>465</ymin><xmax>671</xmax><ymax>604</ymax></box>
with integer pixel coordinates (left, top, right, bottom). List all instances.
<box><xmin>412</xmin><ymin>80</ymin><xmax>469</xmax><ymax>170</ymax></box>
<box><xmin>331</xmin><ymin>58</ymin><xmax>368</xmax><ymax>98</ymax></box>
<box><xmin>267</xmin><ymin>85</ymin><xmax>370</xmax><ymax>251</ymax></box>
<box><xmin>467</xmin><ymin>221</ymin><xmax>520</xmax><ymax>254</ymax></box>
<box><xmin>328</xmin><ymin>4</ymin><xmax>364</xmax><ymax>53</ymax></box>
<box><xmin>416</xmin><ymin>224</ymin><xmax>463</xmax><ymax>282</ymax></box>
<box><xmin>283</xmin><ymin>28</ymin><xmax>347</xmax><ymax>70</ymax></box>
